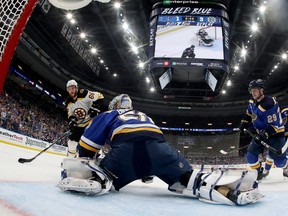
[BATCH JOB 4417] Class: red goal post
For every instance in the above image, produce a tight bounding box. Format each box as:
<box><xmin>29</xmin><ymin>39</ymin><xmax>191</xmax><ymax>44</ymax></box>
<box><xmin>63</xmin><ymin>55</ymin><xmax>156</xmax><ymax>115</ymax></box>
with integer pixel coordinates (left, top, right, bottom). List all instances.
<box><xmin>0</xmin><ymin>0</ymin><xmax>38</xmax><ymax>94</ymax></box>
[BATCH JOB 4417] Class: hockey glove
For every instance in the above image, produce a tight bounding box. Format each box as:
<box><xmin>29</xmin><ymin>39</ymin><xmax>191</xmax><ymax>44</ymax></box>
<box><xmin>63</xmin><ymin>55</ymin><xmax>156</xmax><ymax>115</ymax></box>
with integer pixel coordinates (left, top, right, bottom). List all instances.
<box><xmin>254</xmin><ymin>130</ymin><xmax>269</xmax><ymax>145</ymax></box>
<box><xmin>68</xmin><ymin>116</ymin><xmax>77</xmax><ymax>132</ymax></box>
<box><xmin>239</xmin><ymin>120</ymin><xmax>249</xmax><ymax>133</ymax></box>
<box><xmin>88</xmin><ymin>107</ymin><xmax>101</xmax><ymax>118</ymax></box>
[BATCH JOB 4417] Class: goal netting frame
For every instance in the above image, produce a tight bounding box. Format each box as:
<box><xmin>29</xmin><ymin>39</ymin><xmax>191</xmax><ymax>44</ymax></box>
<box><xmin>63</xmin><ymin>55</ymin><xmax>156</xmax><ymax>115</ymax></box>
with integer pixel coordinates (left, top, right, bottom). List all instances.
<box><xmin>0</xmin><ymin>0</ymin><xmax>38</xmax><ymax>94</ymax></box>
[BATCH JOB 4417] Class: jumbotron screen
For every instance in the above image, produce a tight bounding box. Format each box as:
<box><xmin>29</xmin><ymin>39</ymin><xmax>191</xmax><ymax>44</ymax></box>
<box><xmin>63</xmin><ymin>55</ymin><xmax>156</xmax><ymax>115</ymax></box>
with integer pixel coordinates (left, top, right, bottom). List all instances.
<box><xmin>154</xmin><ymin>15</ymin><xmax>224</xmax><ymax>60</ymax></box>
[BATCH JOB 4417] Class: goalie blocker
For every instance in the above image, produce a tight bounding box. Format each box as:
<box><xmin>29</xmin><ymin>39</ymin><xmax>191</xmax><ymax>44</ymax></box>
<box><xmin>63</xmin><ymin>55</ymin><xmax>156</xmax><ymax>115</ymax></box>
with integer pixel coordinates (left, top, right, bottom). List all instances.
<box><xmin>57</xmin><ymin>158</ymin><xmax>264</xmax><ymax>205</ymax></box>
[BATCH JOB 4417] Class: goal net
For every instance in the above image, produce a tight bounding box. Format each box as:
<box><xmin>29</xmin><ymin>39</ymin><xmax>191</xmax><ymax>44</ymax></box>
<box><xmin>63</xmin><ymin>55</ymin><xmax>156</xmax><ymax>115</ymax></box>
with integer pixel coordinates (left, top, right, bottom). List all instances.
<box><xmin>0</xmin><ymin>0</ymin><xmax>38</xmax><ymax>94</ymax></box>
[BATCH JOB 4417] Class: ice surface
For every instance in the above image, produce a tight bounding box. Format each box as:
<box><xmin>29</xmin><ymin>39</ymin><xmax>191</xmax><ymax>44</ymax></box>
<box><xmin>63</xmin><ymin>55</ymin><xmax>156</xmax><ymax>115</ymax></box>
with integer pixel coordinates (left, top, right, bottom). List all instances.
<box><xmin>1</xmin><ymin>142</ymin><xmax>288</xmax><ymax>216</ymax></box>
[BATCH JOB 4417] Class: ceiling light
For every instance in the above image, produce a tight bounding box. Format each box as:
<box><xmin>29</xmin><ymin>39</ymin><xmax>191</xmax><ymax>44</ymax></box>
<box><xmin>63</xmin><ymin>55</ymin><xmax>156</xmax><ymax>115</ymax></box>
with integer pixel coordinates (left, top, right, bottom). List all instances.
<box><xmin>208</xmin><ymin>123</ymin><xmax>212</xmax><ymax>126</ymax></box>
<box><xmin>183</xmin><ymin>146</ymin><xmax>189</xmax><ymax>149</ymax></box>
<box><xmin>113</xmin><ymin>73</ymin><xmax>117</xmax><ymax>77</ymax></box>
<box><xmin>80</xmin><ymin>33</ymin><xmax>86</xmax><ymax>38</ymax></box>
<box><xmin>139</xmin><ymin>62</ymin><xmax>145</xmax><ymax>68</ymax></box>
<box><xmin>234</xmin><ymin>65</ymin><xmax>239</xmax><ymax>71</ymax></box>
<box><xmin>185</xmin><ymin>122</ymin><xmax>190</xmax><ymax>125</ymax></box>
<box><xmin>100</xmin><ymin>60</ymin><xmax>104</xmax><ymax>64</ymax></box>
<box><xmin>122</xmin><ymin>22</ymin><xmax>129</xmax><ymax>30</ymax></box>
<box><xmin>274</xmin><ymin>65</ymin><xmax>278</xmax><ymax>69</ymax></box>
<box><xmin>70</xmin><ymin>19</ymin><xmax>76</xmax><ymax>24</ymax></box>
<box><xmin>150</xmin><ymin>87</ymin><xmax>155</xmax><ymax>92</ymax></box>
<box><xmin>66</xmin><ymin>13</ymin><xmax>73</xmax><ymax>19</ymax></box>
<box><xmin>207</xmin><ymin>147</ymin><xmax>212</xmax><ymax>149</ymax></box>
<box><xmin>251</xmin><ymin>23</ymin><xmax>258</xmax><ymax>32</ymax></box>
<box><xmin>227</xmin><ymin>80</ymin><xmax>232</xmax><ymax>86</ymax></box>
<box><xmin>222</xmin><ymin>90</ymin><xmax>226</xmax><ymax>94</ymax></box>
<box><xmin>241</xmin><ymin>48</ymin><xmax>247</xmax><ymax>57</ymax></box>
<box><xmin>91</xmin><ymin>48</ymin><xmax>97</xmax><ymax>54</ymax></box>
<box><xmin>131</xmin><ymin>44</ymin><xmax>138</xmax><ymax>54</ymax></box>
<box><xmin>259</xmin><ymin>5</ymin><xmax>266</xmax><ymax>13</ymax></box>
<box><xmin>146</xmin><ymin>77</ymin><xmax>150</xmax><ymax>83</ymax></box>
<box><xmin>162</xmin><ymin>121</ymin><xmax>167</xmax><ymax>124</ymax></box>
<box><xmin>114</xmin><ymin>2</ymin><xmax>121</xmax><ymax>9</ymax></box>
<box><xmin>105</xmin><ymin>67</ymin><xmax>109</xmax><ymax>70</ymax></box>
<box><xmin>282</xmin><ymin>53</ymin><xmax>287</xmax><ymax>59</ymax></box>
<box><xmin>85</xmin><ymin>39</ymin><xmax>88</xmax><ymax>42</ymax></box>
<box><xmin>227</xmin><ymin>123</ymin><xmax>232</xmax><ymax>125</ymax></box>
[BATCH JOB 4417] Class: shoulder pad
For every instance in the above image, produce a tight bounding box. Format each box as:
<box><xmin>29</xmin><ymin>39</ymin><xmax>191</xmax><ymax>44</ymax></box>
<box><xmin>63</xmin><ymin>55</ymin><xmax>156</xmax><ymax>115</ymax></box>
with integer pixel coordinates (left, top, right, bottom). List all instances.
<box><xmin>258</xmin><ymin>96</ymin><xmax>275</xmax><ymax>111</ymax></box>
<box><xmin>78</xmin><ymin>89</ymin><xmax>88</xmax><ymax>98</ymax></box>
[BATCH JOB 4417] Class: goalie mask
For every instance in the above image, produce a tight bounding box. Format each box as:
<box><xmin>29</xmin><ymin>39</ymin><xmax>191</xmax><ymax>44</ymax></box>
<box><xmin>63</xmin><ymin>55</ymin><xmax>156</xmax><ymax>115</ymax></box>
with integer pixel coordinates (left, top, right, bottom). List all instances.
<box><xmin>108</xmin><ymin>94</ymin><xmax>133</xmax><ymax>110</ymax></box>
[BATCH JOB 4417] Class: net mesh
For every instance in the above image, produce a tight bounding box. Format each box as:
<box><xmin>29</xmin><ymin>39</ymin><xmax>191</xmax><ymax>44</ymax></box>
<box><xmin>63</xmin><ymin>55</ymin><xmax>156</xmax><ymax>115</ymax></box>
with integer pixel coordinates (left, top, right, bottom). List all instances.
<box><xmin>0</xmin><ymin>0</ymin><xmax>28</xmax><ymax>61</ymax></box>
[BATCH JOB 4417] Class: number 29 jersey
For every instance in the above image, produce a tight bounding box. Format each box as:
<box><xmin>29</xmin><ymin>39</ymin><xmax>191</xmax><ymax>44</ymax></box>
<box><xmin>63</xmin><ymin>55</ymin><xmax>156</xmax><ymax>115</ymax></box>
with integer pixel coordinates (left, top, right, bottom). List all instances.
<box><xmin>246</xmin><ymin>96</ymin><xmax>284</xmax><ymax>136</ymax></box>
<box><xmin>79</xmin><ymin>109</ymin><xmax>164</xmax><ymax>153</ymax></box>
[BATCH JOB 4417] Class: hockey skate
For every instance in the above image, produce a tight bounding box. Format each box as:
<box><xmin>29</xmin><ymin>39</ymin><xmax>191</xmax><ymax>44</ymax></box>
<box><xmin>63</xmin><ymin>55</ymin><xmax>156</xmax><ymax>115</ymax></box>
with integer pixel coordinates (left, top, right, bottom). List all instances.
<box><xmin>257</xmin><ymin>167</ymin><xmax>269</xmax><ymax>181</ymax></box>
<box><xmin>283</xmin><ymin>166</ymin><xmax>288</xmax><ymax>177</ymax></box>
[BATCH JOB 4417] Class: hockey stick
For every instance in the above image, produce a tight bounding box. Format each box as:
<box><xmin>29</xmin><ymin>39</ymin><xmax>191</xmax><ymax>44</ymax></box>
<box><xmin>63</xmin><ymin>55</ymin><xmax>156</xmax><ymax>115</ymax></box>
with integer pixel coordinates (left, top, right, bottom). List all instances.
<box><xmin>18</xmin><ymin>130</ymin><xmax>71</xmax><ymax>163</ymax></box>
<box><xmin>18</xmin><ymin>116</ymin><xmax>91</xmax><ymax>163</ymax></box>
<box><xmin>244</xmin><ymin>129</ymin><xmax>286</xmax><ymax>156</ymax></box>
<box><xmin>220</xmin><ymin>145</ymin><xmax>249</xmax><ymax>155</ymax></box>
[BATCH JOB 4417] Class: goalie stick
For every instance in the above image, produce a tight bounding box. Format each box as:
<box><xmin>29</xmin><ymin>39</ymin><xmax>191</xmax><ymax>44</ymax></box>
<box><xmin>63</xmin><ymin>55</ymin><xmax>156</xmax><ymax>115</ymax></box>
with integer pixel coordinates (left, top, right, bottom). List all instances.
<box><xmin>18</xmin><ymin>116</ymin><xmax>90</xmax><ymax>163</ymax></box>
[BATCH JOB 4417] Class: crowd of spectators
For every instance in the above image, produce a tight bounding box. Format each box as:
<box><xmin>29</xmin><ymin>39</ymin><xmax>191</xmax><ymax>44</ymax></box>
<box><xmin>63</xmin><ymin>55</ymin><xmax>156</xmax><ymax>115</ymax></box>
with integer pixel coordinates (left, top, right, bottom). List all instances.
<box><xmin>0</xmin><ymin>80</ymin><xmax>68</xmax><ymax>146</ymax></box>
<box><xmin>0</xmin><ymin>78</ymin><xmax>248</xmax><ymax>164</ymax></box>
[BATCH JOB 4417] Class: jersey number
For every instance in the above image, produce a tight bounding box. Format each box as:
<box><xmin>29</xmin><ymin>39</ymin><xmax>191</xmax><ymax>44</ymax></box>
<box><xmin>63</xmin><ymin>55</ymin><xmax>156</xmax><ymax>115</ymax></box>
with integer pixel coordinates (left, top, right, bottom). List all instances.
<box><xmin>119</xmin><ymin>110</ymin><xmax>154</xmax><ymax>123</ymax></box>
<box><xmin>267</xmin><ymin>114</ymin><xmax>277</xmax><ymax>123</ymax></box>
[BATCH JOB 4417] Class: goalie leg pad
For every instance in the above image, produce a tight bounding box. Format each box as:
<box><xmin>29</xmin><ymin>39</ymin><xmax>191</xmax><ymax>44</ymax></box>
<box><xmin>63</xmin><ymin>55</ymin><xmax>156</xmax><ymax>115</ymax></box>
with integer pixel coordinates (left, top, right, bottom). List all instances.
<box><xmin>58</xmin><ymin>158</ymin><xmax>112</xmax><ymax>195</ymax></box>
<box><xmin>57</xmin><ymin>177</ymin><xmax>102</xmax><ymax>195</ymax></box>
<box><xmin>181</xmin><ymin>169</ymin><xmax>263</xmax><ymax>205</ymax></box>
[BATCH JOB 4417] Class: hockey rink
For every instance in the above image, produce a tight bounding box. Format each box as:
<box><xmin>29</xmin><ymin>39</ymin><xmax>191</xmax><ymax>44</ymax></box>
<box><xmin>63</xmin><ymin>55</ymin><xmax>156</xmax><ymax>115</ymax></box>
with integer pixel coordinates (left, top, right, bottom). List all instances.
<box><xmin>1</xmin><ymin>142</ymin><xmax>288</xmax><ymax>216</ymax></box>
<box><xmin>154</xmin><ymin>26</ymin><xmax>224</xmax><ymax>59</ymax></box>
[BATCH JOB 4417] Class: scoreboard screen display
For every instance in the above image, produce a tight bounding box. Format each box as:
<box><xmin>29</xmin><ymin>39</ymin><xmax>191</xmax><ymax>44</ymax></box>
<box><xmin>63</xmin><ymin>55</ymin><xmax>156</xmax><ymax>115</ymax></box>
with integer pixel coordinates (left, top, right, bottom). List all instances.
<box><xmin>154</xmin><ymin>15</ymin><xmax>224</xmax><ymax>60</ymax></box>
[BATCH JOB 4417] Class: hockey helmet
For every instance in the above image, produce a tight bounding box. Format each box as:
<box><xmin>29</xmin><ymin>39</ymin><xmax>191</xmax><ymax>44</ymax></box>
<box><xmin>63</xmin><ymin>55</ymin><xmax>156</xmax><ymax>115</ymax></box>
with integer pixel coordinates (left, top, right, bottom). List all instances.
<box><xmin>66</xmin><ymin>80</ymin><xmax>78</xmax><ymax>88</ymax></box>
<box><xmin>248</xmin><ymin>79</ymin><xmax>264</xmax><ymax>92</ymax></box>
<box><xmin>108</xmin><ymin>94</ymin><xmax>133</xmax><ymax>110</ymax></box>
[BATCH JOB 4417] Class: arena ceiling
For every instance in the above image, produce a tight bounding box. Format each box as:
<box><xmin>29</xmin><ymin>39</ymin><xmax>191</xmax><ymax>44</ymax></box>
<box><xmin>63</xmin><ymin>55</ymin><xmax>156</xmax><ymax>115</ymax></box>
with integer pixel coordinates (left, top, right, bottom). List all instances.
<box><xmin>13</xmin><ymin>0</ymin><xmax>288</xmax><ymax>110</ymax></box>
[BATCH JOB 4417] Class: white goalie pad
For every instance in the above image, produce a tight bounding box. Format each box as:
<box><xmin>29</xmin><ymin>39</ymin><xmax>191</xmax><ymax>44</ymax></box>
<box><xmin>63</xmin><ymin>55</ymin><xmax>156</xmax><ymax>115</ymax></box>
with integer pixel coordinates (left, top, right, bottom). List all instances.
<box><xmin>58</xmin><ymin>158</ymin><xmax>112</xmax><ymax>195</ymax></box>
<box><xmin>202</xmin><ymin>169</ymin><xmax>258</xmax><ymax>192</ymax></box>
<box><xmin>49</xmin><ymin>0</ymin><xmax>110</xmax><ymax>10</ymax></box>
<box><xmin>57</xmin><ymin>177</ymin><xmax>102</xmax><ymax>195</ymax></box>
<box><xmin>61</xmin><ymin>157</ymin><xmax>93</xmax><ymax>179</ymax></box>
<box><xmin>181</xmin><ymin>169</ymin><xmax>263</xmax><ymax>205</ymax></box>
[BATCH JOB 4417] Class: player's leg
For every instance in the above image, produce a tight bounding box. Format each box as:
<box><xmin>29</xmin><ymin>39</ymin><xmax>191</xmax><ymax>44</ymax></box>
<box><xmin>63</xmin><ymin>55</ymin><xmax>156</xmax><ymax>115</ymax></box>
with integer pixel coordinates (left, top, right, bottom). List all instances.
<box><xmin>267</xmin><ymin>136</ymin><xmax>288</xmax><ymax>177</ymax></box>
<box><xmin>246</xmin><ymin>139</ymin><xmax>266</xmax><ymax>180</ymax></box>
<box><xmin>67</xmin><ymin>127</ymin><xmax>85</xmax><ymax>157</ymax></box>
<box><xmin>169</xmin><ymin>169</ymin><xmax>264</xmax><ymax>205</ymax></box>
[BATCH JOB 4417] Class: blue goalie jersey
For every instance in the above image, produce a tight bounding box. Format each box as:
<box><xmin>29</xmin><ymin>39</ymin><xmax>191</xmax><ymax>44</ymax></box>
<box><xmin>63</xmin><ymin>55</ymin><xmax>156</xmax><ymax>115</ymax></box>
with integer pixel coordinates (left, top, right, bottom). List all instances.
<box><xmin>246</xmin><ymin>96</ymin><xmax>284</xmax><ymax>136</ymax></box>
<box><xmin>79</xmin><ymin>109</ymin><xmax>164</xmax><ymax>153</ymax></box>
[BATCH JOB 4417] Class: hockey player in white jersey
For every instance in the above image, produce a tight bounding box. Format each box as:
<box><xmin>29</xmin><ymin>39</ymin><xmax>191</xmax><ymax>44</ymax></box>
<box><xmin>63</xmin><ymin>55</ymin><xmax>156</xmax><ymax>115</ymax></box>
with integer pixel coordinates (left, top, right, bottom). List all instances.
<box><xmin>65</xmin><ymin>79</ymin><xmax>104</xmax><ymax>157</ymax></box>
<box><xmin>57</xmin><ymin>94</ymin><xmax>264</xmax><ymax>206</ymax></box>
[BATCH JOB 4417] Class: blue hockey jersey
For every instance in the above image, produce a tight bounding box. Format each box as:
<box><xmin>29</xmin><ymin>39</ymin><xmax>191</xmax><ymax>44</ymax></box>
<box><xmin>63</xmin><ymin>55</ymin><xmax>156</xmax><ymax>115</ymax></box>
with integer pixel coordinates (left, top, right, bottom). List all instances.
<box><xmin>245</xmin><ymin>96</ymin><xmax>284</xmax><ymax>136</ymax></box>
<box><xmin>281</xmin><ymin>107</ymin><xmax>288</xmax><ymax>137</ymax></box>
<box><xmin>79</xmin><ymin>109</ymin><xmax>164</xmax><ymax>153</ymax></box>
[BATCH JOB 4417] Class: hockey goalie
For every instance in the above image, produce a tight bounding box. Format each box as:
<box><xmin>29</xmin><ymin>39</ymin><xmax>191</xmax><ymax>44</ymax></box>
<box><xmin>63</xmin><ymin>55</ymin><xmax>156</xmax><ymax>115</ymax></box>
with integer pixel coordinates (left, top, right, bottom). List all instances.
<box><xmin>196</xmin><ymin>29</ymin><xmax>214</xmax><ymax>47</ymax></box>
<box><xmin>57</xmin><ymin>94</ymin><xmax>264</xmax><ymax>206</ymax></box>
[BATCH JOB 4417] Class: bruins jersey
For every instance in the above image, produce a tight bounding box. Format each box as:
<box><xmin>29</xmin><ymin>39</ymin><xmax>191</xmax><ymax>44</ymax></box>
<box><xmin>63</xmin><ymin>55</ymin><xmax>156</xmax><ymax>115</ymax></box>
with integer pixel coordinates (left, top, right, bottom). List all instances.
<box><xmin>65</xmin><ymin>89</ymin><xmax>104</xmax><ymax>127</ymax></box>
